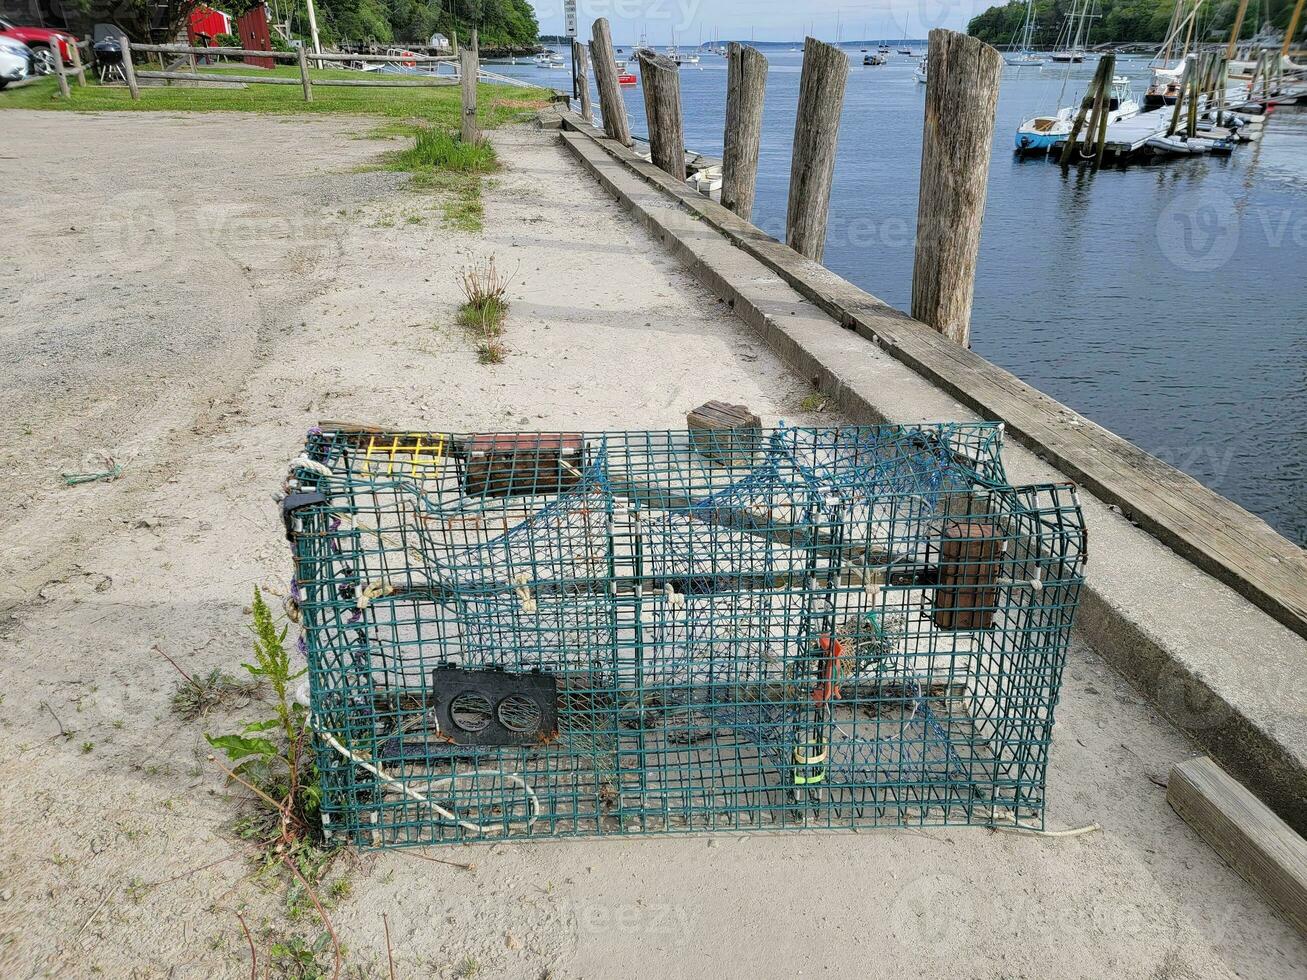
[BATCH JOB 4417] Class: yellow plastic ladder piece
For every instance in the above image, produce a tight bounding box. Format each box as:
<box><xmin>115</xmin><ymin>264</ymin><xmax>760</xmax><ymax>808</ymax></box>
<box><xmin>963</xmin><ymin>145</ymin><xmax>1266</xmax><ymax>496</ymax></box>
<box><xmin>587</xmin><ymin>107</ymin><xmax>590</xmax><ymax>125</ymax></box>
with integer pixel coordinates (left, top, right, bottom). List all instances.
<box><xmin>362</xmin><ymin>435</ymin><xmax>377</xmax><ymax>476</ymax></box>
<box><xmin>411</xmin><ymin>436</ymin><xmax>423</xmax><ymax>477</ymax></box>
<box><xmin>387</xmin><ymin>436</ymin><xmax>400</xmax><ymax>476</ymax></box>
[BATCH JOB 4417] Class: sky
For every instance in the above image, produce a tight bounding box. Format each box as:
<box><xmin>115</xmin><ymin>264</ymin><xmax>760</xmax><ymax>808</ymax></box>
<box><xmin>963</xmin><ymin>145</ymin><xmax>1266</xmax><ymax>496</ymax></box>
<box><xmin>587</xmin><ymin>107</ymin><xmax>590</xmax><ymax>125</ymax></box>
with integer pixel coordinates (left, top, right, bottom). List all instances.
<box><xmin>527</xmin><ymin>0</ymin><xmax>990</xmax><ymax>44</ymax></box>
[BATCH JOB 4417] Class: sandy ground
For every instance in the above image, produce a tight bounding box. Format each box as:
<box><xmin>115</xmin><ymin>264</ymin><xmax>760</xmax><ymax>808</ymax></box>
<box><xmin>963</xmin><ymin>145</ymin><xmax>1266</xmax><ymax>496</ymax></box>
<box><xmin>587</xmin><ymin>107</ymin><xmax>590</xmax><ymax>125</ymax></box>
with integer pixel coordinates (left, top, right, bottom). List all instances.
<box><xmin>0</xmin><ymin>109</ymin><xmax>1303</xmax><ymax>979</ymax></box>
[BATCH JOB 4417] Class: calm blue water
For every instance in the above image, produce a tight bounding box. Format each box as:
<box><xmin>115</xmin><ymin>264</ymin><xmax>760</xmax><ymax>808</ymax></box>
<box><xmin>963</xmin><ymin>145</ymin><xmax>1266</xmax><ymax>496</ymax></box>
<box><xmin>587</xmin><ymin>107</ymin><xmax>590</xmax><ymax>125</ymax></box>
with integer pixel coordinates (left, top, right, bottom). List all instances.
<box><xmin>496</xmin><ymin>47</ymin><xmax>1307</xmax><ymax>545</ymax></box>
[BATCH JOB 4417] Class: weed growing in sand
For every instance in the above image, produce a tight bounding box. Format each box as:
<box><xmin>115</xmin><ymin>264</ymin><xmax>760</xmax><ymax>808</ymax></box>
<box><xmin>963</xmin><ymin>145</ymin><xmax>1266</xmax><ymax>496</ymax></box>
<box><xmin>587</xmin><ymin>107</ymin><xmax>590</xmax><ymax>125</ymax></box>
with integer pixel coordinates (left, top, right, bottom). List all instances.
<box><xmin>170</xmin><ymin>667</ymin><xmax>255</xmax><ymax>720</ymax></box>
<box><xmin>153</xmin><ymin>590</ymin><xmax>344</xmax><ymax>975</ymax></box>
<box><xmin>456</xmin><ymin>255</ymin><xmax>514</xmax><ymax>364</ymax></box>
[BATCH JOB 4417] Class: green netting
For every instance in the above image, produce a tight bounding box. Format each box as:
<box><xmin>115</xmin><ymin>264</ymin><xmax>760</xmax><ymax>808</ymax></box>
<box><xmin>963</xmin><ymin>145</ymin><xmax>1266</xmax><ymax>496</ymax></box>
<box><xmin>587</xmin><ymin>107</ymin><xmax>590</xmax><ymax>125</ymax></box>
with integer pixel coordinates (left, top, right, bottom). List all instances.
<box><xmin>283</xmin><ymin>422</ymin><xmax>1086</xmax><ymax>846</ymax></box>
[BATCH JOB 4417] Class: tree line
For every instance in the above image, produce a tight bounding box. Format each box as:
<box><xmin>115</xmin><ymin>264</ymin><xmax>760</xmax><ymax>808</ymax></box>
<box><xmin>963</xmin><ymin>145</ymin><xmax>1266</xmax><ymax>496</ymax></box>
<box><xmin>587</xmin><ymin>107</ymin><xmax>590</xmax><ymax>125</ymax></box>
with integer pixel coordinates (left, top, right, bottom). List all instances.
<box><xmin>967</xmin><ymin>0</ymin><xmax>1302</xmax><ymax>47</ymax></box>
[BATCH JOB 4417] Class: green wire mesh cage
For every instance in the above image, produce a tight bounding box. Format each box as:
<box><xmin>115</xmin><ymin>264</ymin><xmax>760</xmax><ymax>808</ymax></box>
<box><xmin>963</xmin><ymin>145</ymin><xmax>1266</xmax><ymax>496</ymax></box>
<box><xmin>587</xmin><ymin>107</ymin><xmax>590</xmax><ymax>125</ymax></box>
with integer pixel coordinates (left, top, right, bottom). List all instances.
<box><xmin>282</xmin><ymin>422</ymin><xmax>1086</xmax><ymax>846</ymax></box>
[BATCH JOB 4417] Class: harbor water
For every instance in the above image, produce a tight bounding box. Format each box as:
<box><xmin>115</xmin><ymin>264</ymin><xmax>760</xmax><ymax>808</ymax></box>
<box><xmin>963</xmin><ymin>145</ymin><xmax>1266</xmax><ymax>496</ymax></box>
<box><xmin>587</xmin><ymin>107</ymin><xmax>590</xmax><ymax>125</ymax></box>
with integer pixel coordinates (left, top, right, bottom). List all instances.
<box><xmin>497</xmin><ymin>47</ymin><xmax>1307</xmax><ymax>545</ymax></box>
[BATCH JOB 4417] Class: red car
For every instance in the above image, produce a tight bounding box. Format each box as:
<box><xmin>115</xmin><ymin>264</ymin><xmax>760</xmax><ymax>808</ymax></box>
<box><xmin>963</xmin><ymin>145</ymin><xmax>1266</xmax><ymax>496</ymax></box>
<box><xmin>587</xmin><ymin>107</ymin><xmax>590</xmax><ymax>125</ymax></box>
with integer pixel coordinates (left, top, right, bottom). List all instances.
<box><xmin>0</xmin><ymin>17</ymin><xmax>78</xmax><ymax>75</ymax></box>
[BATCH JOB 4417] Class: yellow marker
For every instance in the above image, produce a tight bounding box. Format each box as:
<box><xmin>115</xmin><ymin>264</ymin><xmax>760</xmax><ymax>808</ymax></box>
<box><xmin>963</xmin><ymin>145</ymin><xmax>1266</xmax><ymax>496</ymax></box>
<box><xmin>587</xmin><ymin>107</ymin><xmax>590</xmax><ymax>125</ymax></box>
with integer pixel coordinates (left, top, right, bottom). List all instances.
<box><xmin>363</xmin><ymin>435</ymin><xmax>377</xmax><ymax>476</ymax></box>
<box><xmin>792</xmin><ymin>740</ymin><xmax>827</xmax><ymax>786</ymax></box>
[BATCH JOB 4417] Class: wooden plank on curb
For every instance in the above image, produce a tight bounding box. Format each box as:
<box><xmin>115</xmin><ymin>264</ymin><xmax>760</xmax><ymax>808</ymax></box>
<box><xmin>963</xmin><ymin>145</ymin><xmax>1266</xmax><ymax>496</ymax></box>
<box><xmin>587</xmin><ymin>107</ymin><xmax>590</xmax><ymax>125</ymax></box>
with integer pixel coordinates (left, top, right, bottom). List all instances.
<box><xmin>1167</xmin><ymin>756</ymin><xmax>1307</xmax><ymax>938</ymax></box>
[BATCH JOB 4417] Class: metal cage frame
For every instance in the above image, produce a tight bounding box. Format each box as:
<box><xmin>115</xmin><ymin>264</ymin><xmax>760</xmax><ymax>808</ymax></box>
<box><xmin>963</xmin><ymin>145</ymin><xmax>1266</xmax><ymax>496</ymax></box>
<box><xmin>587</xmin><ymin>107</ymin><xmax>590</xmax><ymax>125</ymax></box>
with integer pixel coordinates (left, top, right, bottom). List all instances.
<box><xmin>284</xmin><ymin>422</ymin><xmax>1086</xmax><ymax>846</ymax></box>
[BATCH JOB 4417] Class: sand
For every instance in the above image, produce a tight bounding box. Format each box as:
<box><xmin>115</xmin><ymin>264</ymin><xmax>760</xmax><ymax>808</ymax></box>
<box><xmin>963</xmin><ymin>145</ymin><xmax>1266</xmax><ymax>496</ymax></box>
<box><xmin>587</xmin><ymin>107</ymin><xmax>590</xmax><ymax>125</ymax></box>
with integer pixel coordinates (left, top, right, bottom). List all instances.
<box><xmin>0</xmin><ymin>109</ymin><xmax>1302</xmax><ymax>979</ymax></box>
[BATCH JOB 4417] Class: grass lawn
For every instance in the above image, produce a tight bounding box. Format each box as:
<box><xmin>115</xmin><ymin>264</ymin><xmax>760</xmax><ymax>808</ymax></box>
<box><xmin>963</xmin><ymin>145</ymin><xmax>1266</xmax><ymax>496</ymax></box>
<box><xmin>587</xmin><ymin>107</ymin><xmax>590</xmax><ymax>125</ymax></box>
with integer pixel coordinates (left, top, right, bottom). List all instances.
<box><xmin>1</xmin><ymin>64</ymin><xmax>556</xmax><ymax>128</ymax></box>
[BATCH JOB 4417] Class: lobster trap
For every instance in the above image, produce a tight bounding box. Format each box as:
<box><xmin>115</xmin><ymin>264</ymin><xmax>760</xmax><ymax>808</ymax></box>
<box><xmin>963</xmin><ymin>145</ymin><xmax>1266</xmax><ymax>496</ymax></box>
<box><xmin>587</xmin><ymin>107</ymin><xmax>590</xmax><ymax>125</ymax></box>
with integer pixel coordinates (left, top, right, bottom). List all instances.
<box><xmin>284</xmin><ymin>422</ymin><xmax>1086</xmax><ymax>846</ymax></box>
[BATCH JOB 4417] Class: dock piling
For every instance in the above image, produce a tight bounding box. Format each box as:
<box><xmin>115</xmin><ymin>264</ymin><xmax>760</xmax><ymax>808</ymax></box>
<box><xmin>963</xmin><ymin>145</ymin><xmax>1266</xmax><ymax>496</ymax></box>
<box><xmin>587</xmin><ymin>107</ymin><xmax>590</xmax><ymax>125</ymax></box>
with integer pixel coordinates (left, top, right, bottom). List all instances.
<box><xmin>573</xmin><ymin>40</ymin><xmax>592</xmax><ymax>123</ymax></box>
<box><xmin>589</xmin><ymin>19</ymin><xmax>632</xmax><ymax>146</ymax></box>
<box><xmin>459</xmin><ymin>31</ymin><xmax>479</xmax><ymax>144</ymax></box>
<box><xmin>1093</xmin><ymin>55</ymin><xmax>1116</xmax><ymax>169</ymax></box>
<box><xmin>637</xmin><ymin>49</ymin><xmax>686</xmax><ymax>181</ymax></box>
<box><xmin>1059</xmin><ymin>56</ymin><xmax>1113</xmax><ymax>166</ymax></box>
<box><xmin>785</xmin><ymin>37</ymin><xmax>849</xmax><ymax>262</ymax></box>
<box><xmin>910</xmin><ymin>29</ymin><xmax>1001</xmax><ymax>347</ymax></box>
<box><xmin>721</xmin><ymin>42</ymin><xmax>768</xmax><ymax>221</ymax></box>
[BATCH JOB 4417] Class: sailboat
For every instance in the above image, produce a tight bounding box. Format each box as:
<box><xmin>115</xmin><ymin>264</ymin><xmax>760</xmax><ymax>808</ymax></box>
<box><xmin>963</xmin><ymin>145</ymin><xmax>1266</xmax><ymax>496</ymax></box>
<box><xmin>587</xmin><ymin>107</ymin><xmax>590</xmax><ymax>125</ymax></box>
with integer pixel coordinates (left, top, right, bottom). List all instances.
<box><xmin>1004</xmin><ymin>0</ymin><xmax>1045</xmax><ymax>66</ymax></box>
<box><xmin>1049</xmin><ymin>0</ymin><xmax>1098</xmax><ymax>62</ymax></box>
<box><xmin>898</xmin><ymin>25</ymin><xmax>912</xmax><ymax>55</ymax></box>
<box><xmin>1014</xmin><ymin>77</ymin><xmax>1140</xmax><ymax>153</ymax></box>
<box><xmin>1144</xmin><ymin>0</ymin><xmax>1202</xmax><ymax>108</ymax></box>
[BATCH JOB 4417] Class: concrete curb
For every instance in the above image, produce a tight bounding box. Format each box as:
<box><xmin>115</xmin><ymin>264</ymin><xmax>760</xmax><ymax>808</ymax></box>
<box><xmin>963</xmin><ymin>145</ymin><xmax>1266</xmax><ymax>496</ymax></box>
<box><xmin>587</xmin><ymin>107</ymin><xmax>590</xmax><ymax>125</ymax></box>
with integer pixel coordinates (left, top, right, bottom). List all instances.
<box><xmin>548</xmin><ymin>112</ymin><xmax>1307</xmax><ymax>836</ymax></box>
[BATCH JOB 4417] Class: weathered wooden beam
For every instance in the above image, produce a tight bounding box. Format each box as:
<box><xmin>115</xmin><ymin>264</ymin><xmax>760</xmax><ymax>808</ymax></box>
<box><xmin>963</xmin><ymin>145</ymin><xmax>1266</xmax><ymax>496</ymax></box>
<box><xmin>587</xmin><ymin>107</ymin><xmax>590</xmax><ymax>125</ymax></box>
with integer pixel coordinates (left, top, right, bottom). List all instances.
<box><xmin>134</xmin><ymin>70</ymin><xmax>304</xmax><ymax>85</ymax></box>
<box><xmin>297</xmin><ymin>45</ymin><xmax>313</xmax><ymax>103</ymax></box>
<box><xmin>637</xmin><ymin>49</ymin><xmax>685</xmax><ymax>180</ymax></box>
<box><xmin>910</xmin><ymin>29</ymin><xmax>1001</xmax><ymax>347</ymax></box>
<box><xmin>460</xmin><ymin>31</ymin><xmax>479</xmax><ymax>144</ymax></box>
<box><xmin>131</xmin><ymin>43</ymin><xmax>297</xmax><ymax>60</ymax></box>
<box><xmin>68</xmin><ymin>40</ymin><xmax>86</xmax><ymax>87</ymax></box>
<box><xmin>573</xmin><ymin>39</ymin><xmax>592</xmax><ymax>123</ymax></box>
<box><xmin>1092</xmin><ymin>54</ymin><xmax>1116</xmax><ymax>169</ymax></box>
<box><xmin>721</xmin><ymin>42</ymin><xmax>768</xmax><ymax>221</ymax></box>
<box><xmin>590</xmin><ymin>18</ymin><xmax>632</xmax><ymax>146</ymax></box>
<box><xmin>785</xmin><ymin>37</ymin><xmax>848</xmax><ymax>262</ymax></box>
<box><xmin>1227</xmin><ymin>0</ymin><xmax>1252</xmax><ymax>59</ymax></box>
<box><xmin>122</xmin><ymin>39</ymin><xmax>140</xmax><ymax>100</ymax></box>
<box><xmin>1168</xmin><ymin>756</ymin><xmax>1307</xmax><ymax>938</ymax></box>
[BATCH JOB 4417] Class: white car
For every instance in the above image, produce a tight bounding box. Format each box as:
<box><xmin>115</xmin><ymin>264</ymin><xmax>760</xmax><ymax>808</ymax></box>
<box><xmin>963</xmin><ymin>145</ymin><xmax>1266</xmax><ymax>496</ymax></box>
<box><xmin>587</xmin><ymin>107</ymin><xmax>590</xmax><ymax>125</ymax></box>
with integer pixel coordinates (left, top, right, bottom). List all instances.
<box><xmin>0</xmin><ymin>35</ymin><xmax>32</xmax><ymax>89</ymax></box>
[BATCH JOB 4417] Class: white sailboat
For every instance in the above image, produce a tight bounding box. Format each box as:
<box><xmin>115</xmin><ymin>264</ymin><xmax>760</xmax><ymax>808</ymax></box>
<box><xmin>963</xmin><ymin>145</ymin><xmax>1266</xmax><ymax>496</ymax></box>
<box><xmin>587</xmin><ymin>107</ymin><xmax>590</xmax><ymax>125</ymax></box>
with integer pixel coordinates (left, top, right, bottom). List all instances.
<box><xmin>1049</xmin><ymin>0</ymin><xmax>1099</xmax><ymax>62</ymax></box>
<box><xmin>1004</xmin><ymin>0</ymin><xmax>1045</xmax><ymax>66</ymax></box>
<box><xmin>914</xmin><ymin>58</ymin><xmax>928</xmax><ymax>83</ymax></box>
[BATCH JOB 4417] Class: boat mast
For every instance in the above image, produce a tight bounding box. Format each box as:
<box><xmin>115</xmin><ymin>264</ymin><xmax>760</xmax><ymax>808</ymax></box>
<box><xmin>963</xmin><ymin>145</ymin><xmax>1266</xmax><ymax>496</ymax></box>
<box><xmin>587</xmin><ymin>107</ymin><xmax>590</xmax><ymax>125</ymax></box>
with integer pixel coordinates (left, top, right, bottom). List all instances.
<box><xmin>1281</xmin><ymin>0</ymin><xmax>1304</xmax><ymax>58</ymax></box>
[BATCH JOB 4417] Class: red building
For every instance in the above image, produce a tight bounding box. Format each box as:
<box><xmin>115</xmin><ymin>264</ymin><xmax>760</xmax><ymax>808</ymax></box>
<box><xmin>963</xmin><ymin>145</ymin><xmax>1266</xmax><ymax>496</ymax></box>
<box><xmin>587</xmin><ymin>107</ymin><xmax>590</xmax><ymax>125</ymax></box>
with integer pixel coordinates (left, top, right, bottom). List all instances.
<box><xmin>187</xmin><ymin>5</ymin><xmax>233</xmax><ymax>46</ymax></box>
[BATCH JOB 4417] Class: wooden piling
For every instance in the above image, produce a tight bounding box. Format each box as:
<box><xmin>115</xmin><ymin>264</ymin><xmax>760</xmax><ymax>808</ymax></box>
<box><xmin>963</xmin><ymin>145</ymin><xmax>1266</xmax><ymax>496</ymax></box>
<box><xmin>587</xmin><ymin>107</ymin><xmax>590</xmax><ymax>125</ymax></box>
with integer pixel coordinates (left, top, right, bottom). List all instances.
<box><xmin>573</xmin><ymin>40</ymin><xmax>592</xmax><ymax>123</ymax></box>
<box><xmin>1060</xmin><ymin>55</ymin><xmax>1112</xmax><ymax>166</ymax></box>
<box><xmin>50</xmin><ymin>40</ymin><xmax>70</xmax><ymax>99</ymax></box>
<box><xmin>721</xmin><ymin>42</ymin><xmax>768</xmax><ymax>221</ymax></box>
<box><xmin>637</xmin><ymin>49</ymin><xmax>685</xmax><ymax>180</ymax></box>
<box><xmin>785</xmin><ymin>37</ymin><xmax>849</xmax><ymax>263</ymax></box>
<box><xmin>589</xmin><ymin>19</ymin><xmax>631</xmax><ymax>146</ymax></box>
<box><xmin>910</xmin><ymin>30</ymin><xmax>1002</xmax><ymax>347</ymax></box>
<box><xmin>122</xmin><ymin>39</ymin><xmax>140</xmax><ymax>100</ymax></box>
<box><xmin>1167</xmin><ymin>56</ymin><xmax>1194</xmax><ymax>137</ymax></box>
<box><xmin>297</xmin><ymin>45</ymin><xmax>313</xmax><ymax>102</ymax></box>
<box><xmin>459</xmin><ymin>31</ymin><xmax>479</xmax><ymax>144</ymax></box>
<box><xmin>1092</xmin><ymin>54</ymin><xmax>1116</xmax><ymax>169</ymax></box>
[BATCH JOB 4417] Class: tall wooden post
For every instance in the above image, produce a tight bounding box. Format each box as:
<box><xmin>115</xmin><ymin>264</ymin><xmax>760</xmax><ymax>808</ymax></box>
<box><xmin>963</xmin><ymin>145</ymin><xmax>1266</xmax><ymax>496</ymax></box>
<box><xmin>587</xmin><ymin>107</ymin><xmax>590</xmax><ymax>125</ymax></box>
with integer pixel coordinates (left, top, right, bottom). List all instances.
<box><xmin>297</xmin><ymin>45</ymin><xmax>313</xmax><ymax>102</ymax></box>
<box><xmin>460</xmin><ymin>30</ymin><xmax>479</xmax><ymax>144</ymax></box>
<box><xmin>1092</xmin><ymin>54</ymin><xmax>1116</xmax><ymax>169</ymax></box>
<box><xmin>590</xmin><ymin>18</ymin><xmax>631</xmax><ymax>146</ymax></box>
<box><xmin>910</xmin><ymin>29</ymin><xmax>1002</xmax><ymax>348</ymax></box>
<box><xmin>1168</xmin><ymin>56</ymin><xmax>1194</xmax><ymax>136</ymax></box>
<box><xmin>573</xmin><ymin>39</ymin><xmax>592</xmax><ymax>122</ymax></box>
<box><xmin>50</xmin><ymin>40</ymin><xmax>70</xmax><ymax>99</ymax></box>
<box><xmin>721</xmin><ymin>42</ymin><xmax>768</xmax><ymax>221</ymax></box>
<box><xmin>785</xmin><ymin>37</ymin><xmax>848</xmax><ymax>262</ymax></box>
<box><xmin>1060</xmin><ymin>55</ymin><xmax>1112</xmax><ymax>165</ymax></box>
<box><xmin>637</xmin><ymin>50</ymin><xmax>685</xmax><ymax>180</ymax></box>
<box><xmin>122</xmin><ymin>39</ymin><xmax>140</xmax><ymax>100</ymax></box>
<box><xmin>1216</xmin><ymin>57</ymin><xmax>1228</xmax><ymax>127</ymax></box>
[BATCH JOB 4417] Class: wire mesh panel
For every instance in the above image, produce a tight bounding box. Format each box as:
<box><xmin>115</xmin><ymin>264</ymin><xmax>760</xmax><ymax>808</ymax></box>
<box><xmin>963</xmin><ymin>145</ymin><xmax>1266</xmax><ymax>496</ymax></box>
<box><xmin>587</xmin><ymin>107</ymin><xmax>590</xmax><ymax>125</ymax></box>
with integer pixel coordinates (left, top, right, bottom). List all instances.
<box><xmin>284</xmin><ymin>422</ymin><xmax>1085</xmax><ymax>846</ymax></box>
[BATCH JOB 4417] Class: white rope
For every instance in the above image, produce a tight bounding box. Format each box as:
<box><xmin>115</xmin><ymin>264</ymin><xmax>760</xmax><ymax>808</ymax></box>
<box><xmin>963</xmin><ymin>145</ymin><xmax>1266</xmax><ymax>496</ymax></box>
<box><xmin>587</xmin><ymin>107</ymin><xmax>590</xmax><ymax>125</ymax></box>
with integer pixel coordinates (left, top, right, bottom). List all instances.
<box><xmin>987</xmin><ymin>806</ymin><xmax>1100</xmax><ymax>838</ymax></box>
<box><xmin>298</xmin><ymin>685</ymin><xmax>538</xmax><ymax>835</ymax></box>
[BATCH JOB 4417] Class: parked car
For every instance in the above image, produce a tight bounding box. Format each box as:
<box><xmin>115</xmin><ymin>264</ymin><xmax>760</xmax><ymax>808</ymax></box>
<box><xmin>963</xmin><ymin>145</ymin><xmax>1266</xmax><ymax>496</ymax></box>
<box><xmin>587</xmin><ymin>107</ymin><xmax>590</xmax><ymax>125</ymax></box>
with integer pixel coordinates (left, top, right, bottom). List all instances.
<box><xmin>0</xmin><ymin>34</ymin><xmax>33</xmax><ymax>89</ymax></box>
<box><xmin>0</xmin><ymin>18</ymin><xmax>77</xmax><ymax>76</ymax></box>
